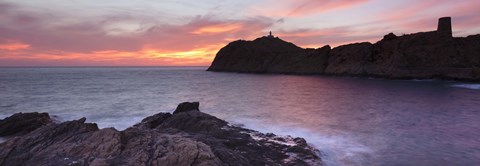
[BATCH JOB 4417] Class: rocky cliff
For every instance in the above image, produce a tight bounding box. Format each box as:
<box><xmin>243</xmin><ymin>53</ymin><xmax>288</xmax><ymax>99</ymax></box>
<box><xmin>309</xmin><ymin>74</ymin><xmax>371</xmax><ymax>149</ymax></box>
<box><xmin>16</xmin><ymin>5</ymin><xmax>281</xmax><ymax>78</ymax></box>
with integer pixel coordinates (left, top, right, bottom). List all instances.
<box><xmin>0</xmin><ymin>102</ymin><xmax>322</xmax><ymax>166</ymax></box>
<box><xmin>208</xmin><ymin>18</ymin><xmax>480</xmax><ymax>81</ymax></box>
<box><xmin>208</xmin><ymin>37</ymin><xmax>330</xmax><ymax>74</ymax></box>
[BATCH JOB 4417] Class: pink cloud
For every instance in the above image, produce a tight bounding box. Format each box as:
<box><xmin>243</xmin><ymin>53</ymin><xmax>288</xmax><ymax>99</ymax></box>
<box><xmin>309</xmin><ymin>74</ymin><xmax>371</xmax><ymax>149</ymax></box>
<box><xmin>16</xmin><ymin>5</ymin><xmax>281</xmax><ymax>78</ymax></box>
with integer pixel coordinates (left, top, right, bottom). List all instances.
<box><xmin>275</xmin><ymin>26</ymin><xmax>380</xmax><ymax>48</ymax></box>
<box><xmin>0</xmin><ymin>1</ymin><xmax>274</xmax><ymax>66</ymax></box>
<box><xmin>142</xmin><ymin>16</ymin><xmax>273</xmax><ymax>52</ymax></box>
<box><xmin>0</xmin><ymin>0</ymin><xmax>479</xmax><ymax>66</ymax></box>
<box><xmin>367</xmin><ymin>0</ymin><xmax>480</xmax><ymax>35</ymax></box>
<box><xmin>250</xmin><ymin>0</ymin><xmax>370</xmax><ymax>17</ymax></box>
<box><xmin>286</xmin><ymin>0</ymin><xmax>370</xmax><ymax>16</ymax></box>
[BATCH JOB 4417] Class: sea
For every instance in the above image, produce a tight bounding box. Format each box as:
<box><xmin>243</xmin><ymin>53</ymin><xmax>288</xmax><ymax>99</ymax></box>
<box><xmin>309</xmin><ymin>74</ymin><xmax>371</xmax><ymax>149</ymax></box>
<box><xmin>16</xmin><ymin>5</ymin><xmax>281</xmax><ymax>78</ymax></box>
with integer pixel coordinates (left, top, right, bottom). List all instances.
<box><xmin>0</xmin><ymin>67</ymin><xmax>479</xmax><ymax>166</ymax></box>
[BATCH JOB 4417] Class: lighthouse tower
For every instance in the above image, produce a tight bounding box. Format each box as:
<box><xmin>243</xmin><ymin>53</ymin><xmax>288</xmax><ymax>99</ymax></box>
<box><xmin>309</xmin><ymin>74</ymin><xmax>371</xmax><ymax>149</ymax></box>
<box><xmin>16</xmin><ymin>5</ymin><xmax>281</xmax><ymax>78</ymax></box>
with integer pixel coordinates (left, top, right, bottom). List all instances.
<box><xmin>437</xmin><ymin>17</ymin><xmax>452</xmax><ymax>37</ymax></box>
<box><xmin>267</xmin><ymin>31</ymin><xmax>274</xmax><ymax>38</ymax></box>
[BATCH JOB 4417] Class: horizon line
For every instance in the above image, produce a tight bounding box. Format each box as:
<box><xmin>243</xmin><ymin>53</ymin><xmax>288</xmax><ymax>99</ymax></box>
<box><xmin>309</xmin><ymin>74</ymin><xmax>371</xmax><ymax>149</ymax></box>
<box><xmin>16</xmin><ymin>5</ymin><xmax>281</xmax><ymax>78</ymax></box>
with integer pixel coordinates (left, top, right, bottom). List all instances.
<box><xmin>0</xmin><ymin>66</ymin><xmax>210</xmax><ymax>68</ymax></box>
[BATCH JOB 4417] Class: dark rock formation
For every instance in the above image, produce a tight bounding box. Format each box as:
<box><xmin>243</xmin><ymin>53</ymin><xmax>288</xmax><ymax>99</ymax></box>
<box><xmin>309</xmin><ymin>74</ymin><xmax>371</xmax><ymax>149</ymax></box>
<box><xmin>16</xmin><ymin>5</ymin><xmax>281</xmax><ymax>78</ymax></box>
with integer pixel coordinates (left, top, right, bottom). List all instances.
<box><xmin>208</xmin><ymin>37</ymin><xmax>330</xmax><ymax>74</ymax></box>
<box><xmin>208</xmin><ymin>18</ymin><xmax>480</xmax><ymax>81</ymax></box>
<box><xmin>0</xmin><ymin>102</ymin><xmax>322</xmax><ymax>166</ymax></box>
<box><xmin>360</xmin><ymin>32</ymin><xmax>480</xmax><ymax>80</ymax></box>
<box><xmin>382</xmin><ymin>33</ymin><xmax>397</xmax><ymax>41</ymax></box>
<box><xmin>173</xmin><ymin>101</ymin><xmax>200</xmax><ymax>114</ymax></box>
<box><xmin>0</xmin><ymin>112</ymin><xmax>53</xmax><ymax>137</ymax></box>
<box><xmin>324</xmin><ymin>42</ymin><xmax>373</xmax><ymax>75</ymax></box>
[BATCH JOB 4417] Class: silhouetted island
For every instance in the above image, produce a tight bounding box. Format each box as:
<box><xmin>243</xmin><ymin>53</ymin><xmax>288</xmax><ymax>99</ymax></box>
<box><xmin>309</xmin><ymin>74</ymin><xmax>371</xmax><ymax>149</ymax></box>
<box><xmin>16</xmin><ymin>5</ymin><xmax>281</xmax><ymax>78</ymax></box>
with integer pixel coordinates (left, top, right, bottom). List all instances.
<box><xmin>0</xmin><ymin>102</ymin><xmax>322</xmax><ymax>166</ymax></box>
<box><xmin>208</xmin><ymin>17</ymin><xmax>480</xmax><ymax>81</ymax></box>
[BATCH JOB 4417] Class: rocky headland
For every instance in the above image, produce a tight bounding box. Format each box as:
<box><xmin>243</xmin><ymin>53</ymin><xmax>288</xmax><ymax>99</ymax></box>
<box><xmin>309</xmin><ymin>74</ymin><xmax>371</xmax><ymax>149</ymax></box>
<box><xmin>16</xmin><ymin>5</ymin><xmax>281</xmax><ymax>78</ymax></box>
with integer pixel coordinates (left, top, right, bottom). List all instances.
<box><xmin>0</xmin><ymin>102</ymin><xmax>322</xmax><ymax>166</ymax></box>
<box><xmin>208</xmin><ymin>17</ymin><xmax>480</xmax><ymax>81</ymax></box>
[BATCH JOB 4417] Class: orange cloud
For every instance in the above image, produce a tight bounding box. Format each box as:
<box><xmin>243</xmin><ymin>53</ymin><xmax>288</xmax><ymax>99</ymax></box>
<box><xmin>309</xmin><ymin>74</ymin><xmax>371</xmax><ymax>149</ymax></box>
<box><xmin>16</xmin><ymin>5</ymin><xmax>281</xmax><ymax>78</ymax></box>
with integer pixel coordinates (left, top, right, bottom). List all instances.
<box><xmin>274</xmin><ymin>25</ymin><xmax>383</xmax><ymax>48</ymax></box>
<box><xmin>0</xmin><ymin>41</ymin><xmax>30</xmax><ymax>50</ymax></box>
<box><xmin>191</xmin><ymin>23</ymin><xmax>243</xmax><ymax>34</ymax></box>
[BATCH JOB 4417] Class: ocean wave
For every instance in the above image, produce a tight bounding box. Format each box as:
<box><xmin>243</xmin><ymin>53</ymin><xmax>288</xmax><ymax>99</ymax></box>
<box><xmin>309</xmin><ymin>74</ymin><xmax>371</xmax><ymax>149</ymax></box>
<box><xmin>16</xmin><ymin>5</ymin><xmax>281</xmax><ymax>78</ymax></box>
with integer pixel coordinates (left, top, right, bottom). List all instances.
<box><xmin>451</xmin><ymin>84</ymin><xmax>480</xmax><ymax>90</ymax></box>
<box><xmin>0</xmin><ymin>137</ymin><xmax>7</xmax><ymax>144</ymax></box>
<box><xmin>410</xmin><ymin>79</ymin><xmax>436</xmax><ymax>82</ymax></box>
<box><xmin>229</xmin><ymin>118</ymin><xmax>373</xmax><ymax>166</ymax></box>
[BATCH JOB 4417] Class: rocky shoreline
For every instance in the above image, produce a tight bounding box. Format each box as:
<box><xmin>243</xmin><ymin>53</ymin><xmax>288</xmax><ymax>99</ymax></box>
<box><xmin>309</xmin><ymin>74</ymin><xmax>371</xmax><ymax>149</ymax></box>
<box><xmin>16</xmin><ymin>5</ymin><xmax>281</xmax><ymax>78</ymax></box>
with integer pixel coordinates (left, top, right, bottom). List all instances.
<box><xmin>0</xmin><ymin>102</ymin><xmax>322</xmax><ymax>166</ymax></box>
<box><xmin>208</xmin><ymin>17</ymin><xmax>480</xmax><ymax>82</ymax></box>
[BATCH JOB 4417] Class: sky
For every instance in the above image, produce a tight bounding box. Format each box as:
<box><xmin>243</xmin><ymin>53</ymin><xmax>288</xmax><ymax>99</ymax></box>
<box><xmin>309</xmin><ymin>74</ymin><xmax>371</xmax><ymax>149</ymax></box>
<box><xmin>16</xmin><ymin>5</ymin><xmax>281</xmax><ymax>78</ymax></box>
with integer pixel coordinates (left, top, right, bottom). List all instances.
<box><xmin>0</xmin><ymin>0</ymin><xmax>479</xmax><ymax>66</ymax></box>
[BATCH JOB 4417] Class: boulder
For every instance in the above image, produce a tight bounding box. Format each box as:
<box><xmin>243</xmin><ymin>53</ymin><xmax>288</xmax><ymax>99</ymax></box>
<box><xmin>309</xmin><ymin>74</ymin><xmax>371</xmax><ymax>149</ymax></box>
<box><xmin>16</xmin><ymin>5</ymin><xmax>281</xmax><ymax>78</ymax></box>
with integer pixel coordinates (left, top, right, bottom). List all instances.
<box><xmin>0</xmin><ymin>112</ymin><xmax>53</xmax><ymax>136</ymax></box>
<box><xmin>173</xmin><ymin>101</ymin><xmax>200</xmax><ymax>114</ymax></box>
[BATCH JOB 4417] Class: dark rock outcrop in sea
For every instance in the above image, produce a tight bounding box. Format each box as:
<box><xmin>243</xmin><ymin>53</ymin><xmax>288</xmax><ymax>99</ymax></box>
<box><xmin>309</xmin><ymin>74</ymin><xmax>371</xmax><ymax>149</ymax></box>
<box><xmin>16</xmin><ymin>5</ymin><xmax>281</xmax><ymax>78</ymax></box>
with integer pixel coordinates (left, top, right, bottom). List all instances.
<box><xmin>207</xmin><ymin>17</ymin><xmax>480</xmax><ymax>81</ymax></box>
<box><xmin>0</xmin><ymin>102</ymin><xmax>322</xmax><ymax>166</ymax></box>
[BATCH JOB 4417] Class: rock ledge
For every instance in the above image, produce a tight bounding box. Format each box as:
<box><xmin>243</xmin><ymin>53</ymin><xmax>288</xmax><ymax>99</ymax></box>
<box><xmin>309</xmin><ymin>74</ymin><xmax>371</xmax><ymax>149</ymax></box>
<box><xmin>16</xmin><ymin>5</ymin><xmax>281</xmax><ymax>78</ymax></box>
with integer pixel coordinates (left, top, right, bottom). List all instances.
<box><xmin>0</xmin><ymin>102</ymin><xmax>322</xmax><ymax>166</ymax></box>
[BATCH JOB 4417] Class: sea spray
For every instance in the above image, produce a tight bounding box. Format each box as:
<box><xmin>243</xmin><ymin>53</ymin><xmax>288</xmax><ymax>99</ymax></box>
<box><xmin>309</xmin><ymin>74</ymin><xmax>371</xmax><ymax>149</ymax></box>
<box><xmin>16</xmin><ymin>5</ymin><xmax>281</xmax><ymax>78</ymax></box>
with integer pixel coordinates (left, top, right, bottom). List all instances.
<box><xmin>451</xmin><ymin>84</ymin><xmax>480</xmax><ymax>90</ymax></box>
<box><xmin>229</xmin><ymin>118</ymin><xmax>373</xmax><ymax>166</ymax></box>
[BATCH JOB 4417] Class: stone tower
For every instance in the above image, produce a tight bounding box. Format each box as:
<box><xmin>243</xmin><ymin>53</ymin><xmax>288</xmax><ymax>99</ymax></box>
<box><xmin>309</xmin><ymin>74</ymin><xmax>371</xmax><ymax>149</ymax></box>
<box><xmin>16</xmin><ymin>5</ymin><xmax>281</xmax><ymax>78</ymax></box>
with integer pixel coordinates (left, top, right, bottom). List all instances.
<box><xmin>437</xmin><ymin>17</ymin><xmax>452</xmax><ymax>37</ymax></box>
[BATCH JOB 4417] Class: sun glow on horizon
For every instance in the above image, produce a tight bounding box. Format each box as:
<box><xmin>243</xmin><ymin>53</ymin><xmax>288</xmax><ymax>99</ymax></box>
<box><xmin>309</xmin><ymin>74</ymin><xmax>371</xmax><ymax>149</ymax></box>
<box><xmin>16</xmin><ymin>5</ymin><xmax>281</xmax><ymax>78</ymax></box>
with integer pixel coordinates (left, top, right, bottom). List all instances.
<box><xmin>0</xmin><ymin>46</ymin><xmax>221</xmax><ymax>66</ymax></box>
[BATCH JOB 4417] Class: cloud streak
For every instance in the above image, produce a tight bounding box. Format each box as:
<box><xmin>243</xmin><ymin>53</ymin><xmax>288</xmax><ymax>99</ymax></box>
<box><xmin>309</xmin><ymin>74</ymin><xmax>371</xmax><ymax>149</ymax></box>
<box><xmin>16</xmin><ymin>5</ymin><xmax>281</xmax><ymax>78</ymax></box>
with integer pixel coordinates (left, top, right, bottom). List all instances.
<box><xmin>250</xmin><ymin>0</ymin><xmax>369</xmax><ymax>17</ymax></box>
<box><xmin>0</xmin><ymin>41</ymin><xmax>30</xmax><ymax>51</ymax></box>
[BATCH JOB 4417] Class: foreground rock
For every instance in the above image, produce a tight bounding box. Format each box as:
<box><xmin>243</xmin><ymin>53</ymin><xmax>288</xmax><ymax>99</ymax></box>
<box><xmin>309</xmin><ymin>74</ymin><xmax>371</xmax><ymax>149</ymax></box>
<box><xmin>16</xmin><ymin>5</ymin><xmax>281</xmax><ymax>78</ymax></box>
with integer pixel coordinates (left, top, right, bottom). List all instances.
<box><xmin>208</xmin><ymin>17</ymin><xmax>480</xmax><ymax>81</ymax></box>
<box><xmin>0</xmin><ymin>102</ymin><xmax>322</xmax><ymax>166</ymax></box>
<box><xmin>0</xmin><ymin>112</ymin><xmax>52</xmax><ymax>137</ymax></box>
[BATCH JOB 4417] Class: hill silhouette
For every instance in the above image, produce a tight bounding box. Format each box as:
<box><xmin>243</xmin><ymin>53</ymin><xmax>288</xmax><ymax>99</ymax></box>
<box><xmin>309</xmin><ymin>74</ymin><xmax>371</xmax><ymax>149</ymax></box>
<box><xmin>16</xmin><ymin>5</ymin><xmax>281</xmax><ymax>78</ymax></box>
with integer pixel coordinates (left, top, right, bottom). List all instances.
<box><xmin>208</xmin><ymin>17</ymin><xmax>480</xmax><ymax>81</ymax></box>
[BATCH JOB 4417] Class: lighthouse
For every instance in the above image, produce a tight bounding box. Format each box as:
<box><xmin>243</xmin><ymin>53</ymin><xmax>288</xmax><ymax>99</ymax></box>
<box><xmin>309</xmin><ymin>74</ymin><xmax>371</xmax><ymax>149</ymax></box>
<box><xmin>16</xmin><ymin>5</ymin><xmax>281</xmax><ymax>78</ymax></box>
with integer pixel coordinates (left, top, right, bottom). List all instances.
<box><xmin>267</xmin><ymin>31</ymin><xmax>274</xmax><ymax>38</ymax></box>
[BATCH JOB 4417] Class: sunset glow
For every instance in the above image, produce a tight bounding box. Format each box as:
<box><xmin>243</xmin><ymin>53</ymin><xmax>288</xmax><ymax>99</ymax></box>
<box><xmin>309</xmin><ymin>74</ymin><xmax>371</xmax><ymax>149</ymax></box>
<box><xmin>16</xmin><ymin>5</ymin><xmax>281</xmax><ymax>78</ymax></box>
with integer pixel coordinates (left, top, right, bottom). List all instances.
<box><xmin>0</xmin><ymin>42</ymin><xmax>30</xmax><ymax>51</ymax></box>
<box><xmin>0</xmin><ymin>0</ymin><xmax>479</xmax><ymax>66</ymax></box>
<box><xmin>191</xmin><ymin>23</ymin><xmax>243</xmax><ymax>35</ymax></box>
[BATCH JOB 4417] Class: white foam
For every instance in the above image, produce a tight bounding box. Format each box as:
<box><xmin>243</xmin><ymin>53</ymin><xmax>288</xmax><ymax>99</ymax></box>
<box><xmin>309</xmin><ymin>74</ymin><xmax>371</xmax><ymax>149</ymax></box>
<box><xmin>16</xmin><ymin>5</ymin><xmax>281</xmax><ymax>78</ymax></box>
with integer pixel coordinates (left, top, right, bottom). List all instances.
<box><xmin>240</xmin><ymin>130</ymin><xmax>298</xmax><ymax>147</ymax></box>
<box><xmin>0</xmin><ymin>137</ymin><xmax>7</xmax><ymax>144</ymax></box>
<box><xmin>229</xmin><ymin>118</ymin><xmax>374</xmax><ymax>166</ymax></box>
<box><xmin>283</xmin><ymin>152</ymin><xmax>299</xmax><ymax>163</ymax></box>
<box><xmin>90</xmin><ymin>116</ymin><xmax>144</xmax><ymax>130</ymax></box>
<box><xmin>410</xmin><ymin>79</ymin><xmax>435</xmax><ymax>82</ymax></box>
<box><xmin>47</xmin><ymin>114</ymin><xmax>144</xmax><ymax>130</ymax></box>
<box><xmin>50</xmin><ymin>115</ymin><xmax>65</xmax><ymax>124</ymax></box>
<box><xmin>451</xmin><ymin>84</ymin><xmax>480</xmax><ymax>90</ymax></box>
<box><xmin>289</xmin><ymin>130</ymin><xmax>373</xmax><ymax>166</ymax></box>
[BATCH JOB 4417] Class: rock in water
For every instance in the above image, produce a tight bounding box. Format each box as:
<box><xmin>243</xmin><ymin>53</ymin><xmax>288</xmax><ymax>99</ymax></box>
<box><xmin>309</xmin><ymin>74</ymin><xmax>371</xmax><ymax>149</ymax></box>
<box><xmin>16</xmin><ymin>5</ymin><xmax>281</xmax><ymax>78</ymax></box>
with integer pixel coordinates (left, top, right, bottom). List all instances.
<box><xmin>0</xmin><ymin>112</ymin><xmax>53</xmax><ymax>137</ymax></box>
<box><xmin>0</xmin><ymin>102</ymin><xmax>323</xmax><ymax>166</ymax></box>
<box><xmin>173</xmin><ymin>101</ymin><xmax>200</xmax><ymax>114</ymax></box>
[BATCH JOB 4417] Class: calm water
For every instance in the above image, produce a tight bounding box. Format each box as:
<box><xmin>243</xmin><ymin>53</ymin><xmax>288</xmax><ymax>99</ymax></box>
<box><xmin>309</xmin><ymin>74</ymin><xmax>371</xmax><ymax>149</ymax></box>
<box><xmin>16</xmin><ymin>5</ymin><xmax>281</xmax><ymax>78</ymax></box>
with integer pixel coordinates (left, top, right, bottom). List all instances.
<box><xmin>1</xmin><ymin>67</ymin><xmax>479</xmax><ymax>166</ymax></box>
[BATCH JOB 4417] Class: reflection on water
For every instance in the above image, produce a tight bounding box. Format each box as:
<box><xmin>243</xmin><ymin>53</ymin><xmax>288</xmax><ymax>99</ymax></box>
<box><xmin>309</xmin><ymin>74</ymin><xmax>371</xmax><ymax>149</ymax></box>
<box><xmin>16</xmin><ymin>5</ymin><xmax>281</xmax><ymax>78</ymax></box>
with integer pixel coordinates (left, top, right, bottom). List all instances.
<box><xmin>0</xmin><ymin>67</ymin><xmax>479</xmax><ymax>165</ymax></box>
